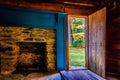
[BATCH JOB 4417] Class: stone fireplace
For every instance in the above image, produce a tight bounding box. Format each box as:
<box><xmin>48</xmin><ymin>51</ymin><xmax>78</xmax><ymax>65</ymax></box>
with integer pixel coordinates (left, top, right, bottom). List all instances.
<box><xmin>0</xmin><ymin>26</ymin><xmax>56</xmax><ymax>75</ymax></box>
<box><xmin>0</xmin><ymin>6</ymin><xmax>66</xmax><ymax>80</ymax></box>
<box><xmin>15</xmin><ymin>42</ymin><xmax>47</xmax><ymax>74</ymax></box>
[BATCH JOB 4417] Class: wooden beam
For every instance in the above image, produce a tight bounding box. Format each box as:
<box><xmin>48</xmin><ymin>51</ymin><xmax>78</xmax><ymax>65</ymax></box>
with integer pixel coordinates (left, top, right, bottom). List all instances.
<box><xmin>57</xmin><ymin>1</ymin><xmax>97</xmax><ymax>7</ymax></box>
<box><xmin>0</xmin><ymin>1</ymin><xmax>64</xmax><ymax>12</ymax></box>
<box><xmin>65</xmin><ymin>7</ymin><xmax>97</xmax><ymax>16</ymax></box>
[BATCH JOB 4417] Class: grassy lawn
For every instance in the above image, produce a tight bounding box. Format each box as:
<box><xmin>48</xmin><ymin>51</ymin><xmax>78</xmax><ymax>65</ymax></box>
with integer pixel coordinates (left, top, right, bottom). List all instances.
<box><xmin>69</xmin><ymin>46</ymin><xmax>85</xmax><ymax>67</ymax></box>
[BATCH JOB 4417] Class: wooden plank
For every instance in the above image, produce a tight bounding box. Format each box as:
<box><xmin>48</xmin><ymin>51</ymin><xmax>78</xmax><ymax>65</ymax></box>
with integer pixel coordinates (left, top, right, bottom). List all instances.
<box><xmin>58</xmin><ymin>1</ymin><xmax>96</xmax><ymax>7</ymax></box>
<box><xmin>65</xmin><ymin>7</ymin><xmax>97</xmax><ymax>16</ymax></box>
<box><xmin>31</xmin><ymin>69</ymin><xmax>105</xmax><ymax>80</ymax></box>
<box><xmin>107</xmin><ymin>13</ymin><xmax>120</xmax><ymax>74</ymax></box>
<box><xmin>0</xmin><ymin>2</ymin><xmax>64</xmax><ymax>12</ymax></box>
<box><xmin>65</xmin><ymin>14</ymin><xmax>69</xmax><ymax>70</ymax></box>
<box><xmin>60</xmin><ymin>69</ymin><xmax>105</xmax><ymax>80</ymax></box>
<box><xmin>88</xmin><ymin>11</ymin><xmax>97</xmax><ymax>73</ymax></box>
<box><xmin>88</xmin><ymin>7</ymin><xmax>106</xmax><ymax>78</ymax></box>
<box><xmin>85</xmin><ymin>17</ymin><xmax>89</xmax><ymax>68</ymax></box>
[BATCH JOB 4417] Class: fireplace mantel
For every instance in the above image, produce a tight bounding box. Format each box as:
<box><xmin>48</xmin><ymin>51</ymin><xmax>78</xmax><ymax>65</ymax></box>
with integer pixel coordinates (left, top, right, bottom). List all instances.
<box><xmin>0</xmin><ymin>5</ymin><xmax>66</xmax><ymax>71</ymax></box>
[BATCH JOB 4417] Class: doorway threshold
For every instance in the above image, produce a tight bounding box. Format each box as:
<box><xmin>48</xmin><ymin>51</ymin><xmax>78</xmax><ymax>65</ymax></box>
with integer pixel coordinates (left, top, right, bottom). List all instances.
<box><xmin>69</xmin><ymin>66</ymin><xmax>87</xmax><ymax>70</ymax></box>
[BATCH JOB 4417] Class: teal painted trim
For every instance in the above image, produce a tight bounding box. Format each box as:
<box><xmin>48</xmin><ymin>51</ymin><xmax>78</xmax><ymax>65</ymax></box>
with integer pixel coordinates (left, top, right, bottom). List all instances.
<box><xmin>0</xmin><ymin>5</ymin><xmax>59</xmax><ymax>14</ymax></box>
<box><xmin>0</xmin><ymin>5</ymin><xmax>65</xmax><ymax>28</ymax></box>
<box><xmin>0</xmin><ymin>7</ymin><xmax>55</xmax><ymax>28</ymax></box>
<box><xmin>56</xmin><ymin>13</ymin><xmax>66</xmax><ymax>70</ymax></box>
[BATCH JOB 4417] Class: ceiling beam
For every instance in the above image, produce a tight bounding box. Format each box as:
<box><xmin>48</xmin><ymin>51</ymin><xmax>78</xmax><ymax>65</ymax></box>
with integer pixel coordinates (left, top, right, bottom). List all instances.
<box><xmin>57</xmin><ymin>1</ymin><xmax>97</xmax><ymax>7</ymax></box>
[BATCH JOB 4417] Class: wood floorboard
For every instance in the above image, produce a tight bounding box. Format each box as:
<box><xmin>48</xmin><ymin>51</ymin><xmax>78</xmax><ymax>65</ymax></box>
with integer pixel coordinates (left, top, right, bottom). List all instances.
<box><xmin>106</xmin><ymin>73</ymin><xmax>120</xmax><ymax>80</ymax></box>
<box><xmin>60</xmin><ymin>69</ymin><xmax>105</xmax><ymax>80</ymax></box>
<box><xmin>33</xmin><ymin>69</ymin><xmax>106</xmax><ymax>80</ymax></box>
<box><xmin>106</xmin><ymin>76</ymin><xmax>120</xmax><ymax>80</ymax></box>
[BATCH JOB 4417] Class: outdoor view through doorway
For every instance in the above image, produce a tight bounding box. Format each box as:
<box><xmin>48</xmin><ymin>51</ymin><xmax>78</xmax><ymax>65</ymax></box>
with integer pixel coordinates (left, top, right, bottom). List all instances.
<box><xmin>68</xmin><ymin>16</ymin><xmax>86</xmax><ymax>69</ymax></box>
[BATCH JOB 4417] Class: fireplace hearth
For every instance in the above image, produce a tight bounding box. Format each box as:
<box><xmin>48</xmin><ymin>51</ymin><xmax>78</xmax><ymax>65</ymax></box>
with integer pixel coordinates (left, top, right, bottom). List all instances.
<box><xmin>14</xmin><ymin>42</ymin><xmax>47</xmax><ymax>74</ymax></box>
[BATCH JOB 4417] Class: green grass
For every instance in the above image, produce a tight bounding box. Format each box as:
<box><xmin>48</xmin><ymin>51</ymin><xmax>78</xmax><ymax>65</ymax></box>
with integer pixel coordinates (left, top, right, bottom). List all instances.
<box><xmin>69</xmin><ymin>46</ymin><xmax>85</xmax><ymax>67</ymax></box>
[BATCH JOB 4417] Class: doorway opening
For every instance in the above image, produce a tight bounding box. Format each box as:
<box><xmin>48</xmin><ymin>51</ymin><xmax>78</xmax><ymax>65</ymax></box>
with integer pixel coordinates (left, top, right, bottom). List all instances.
<box><xmin>68</xmin><ymin>15</ymin><xmax>86</xmax><ymax>69</ymax></box>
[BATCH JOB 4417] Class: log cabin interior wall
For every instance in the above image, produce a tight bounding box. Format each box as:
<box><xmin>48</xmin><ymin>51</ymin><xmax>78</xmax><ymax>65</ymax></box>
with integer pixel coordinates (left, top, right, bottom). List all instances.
<box><xmin>107</xmin><ymin>7</ymin><xmax>120</xmax><ymax>75</ymax></box>
<box><xmin>0</xmin><ymin>0</ymin><xmax>120</xmax><ymax>76</ymax></box>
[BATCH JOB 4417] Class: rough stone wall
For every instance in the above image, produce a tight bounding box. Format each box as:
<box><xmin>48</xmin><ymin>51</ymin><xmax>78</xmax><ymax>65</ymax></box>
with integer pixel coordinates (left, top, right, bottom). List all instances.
<box><xmin>0</xmin><ymin>26</ymin><xmax>56</xmax><ymax>75</ymax></box>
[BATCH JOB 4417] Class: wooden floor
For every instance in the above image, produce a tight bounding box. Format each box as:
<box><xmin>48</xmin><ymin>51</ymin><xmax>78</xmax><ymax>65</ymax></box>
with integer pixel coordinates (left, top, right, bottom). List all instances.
<box><xmin>1</xmin><ymin>70</ymin><xmax>120</xmax><ymax>80</ymax></box>
<box><xmin>32</xmin><ymin>69</ymin><xmax>105</xmax><ymax>80</ymax></box>
<box><xmin>106</xmin><ymin>73</ymin><xmax>120</xmax><ymax>80</ymax></box>
<box><xmin>106</xmin><ymin>76</ymin><xmax>120</xmax><ymax>80</ymax></box>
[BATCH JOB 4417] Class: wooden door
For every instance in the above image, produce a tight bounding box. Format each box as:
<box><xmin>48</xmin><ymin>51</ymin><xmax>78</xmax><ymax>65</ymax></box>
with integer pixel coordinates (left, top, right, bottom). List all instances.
<box><xmin>88</xmin><ymin>7</ymin><xmax>106</xmax><ymax>78</ymax></box>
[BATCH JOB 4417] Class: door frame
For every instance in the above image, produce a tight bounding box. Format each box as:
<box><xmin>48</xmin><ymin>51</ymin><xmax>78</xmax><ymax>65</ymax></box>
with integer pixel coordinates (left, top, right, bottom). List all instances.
<box><xmin>66</xmin><ymin>15</ymin><xmax>89</xmax><ymax>69</ymax></box>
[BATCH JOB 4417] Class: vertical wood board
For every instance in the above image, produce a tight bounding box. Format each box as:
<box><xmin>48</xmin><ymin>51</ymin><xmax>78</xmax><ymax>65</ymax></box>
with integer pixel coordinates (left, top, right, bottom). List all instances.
<box><xmin>88</xmin><ymin>7</ymin><xmax>106</xmax><ymax>78</ymax></box>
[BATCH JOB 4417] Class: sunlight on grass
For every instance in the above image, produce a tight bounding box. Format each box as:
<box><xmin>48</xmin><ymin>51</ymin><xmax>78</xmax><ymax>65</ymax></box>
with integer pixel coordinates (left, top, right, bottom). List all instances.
<box><xmin>69</xmin><ymin>46</ymin><xmax>85</xmax><ymax>67</ymax></box>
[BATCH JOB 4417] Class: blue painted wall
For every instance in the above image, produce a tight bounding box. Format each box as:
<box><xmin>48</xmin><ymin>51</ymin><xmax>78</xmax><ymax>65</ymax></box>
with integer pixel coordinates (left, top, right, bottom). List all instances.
<box><xmin>0</xmin><ymin>6</ymin><xmax>66</xmax><ymax>70</ymax></box>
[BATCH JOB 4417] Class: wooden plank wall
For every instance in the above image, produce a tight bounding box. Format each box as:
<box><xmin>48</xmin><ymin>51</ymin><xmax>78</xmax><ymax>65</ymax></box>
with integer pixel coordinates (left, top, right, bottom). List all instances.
<box><xmin>1</xmin><ymin>0</ymin><xmax>120</xmax><ymax>75</ymax></box>
<box><xmin>65</xmin><ymin>7</ymin><xmax>96</xmax><ymax>16</ymax></box>
<box><xmin>0</xmin><ymin>1</ymin><xmax>65</xmax><ymax>12</ymax></box>
<box><xmin>106</xmin><ymin>8</ymin><xmax>120</xmax><ymax>75</ymax></box>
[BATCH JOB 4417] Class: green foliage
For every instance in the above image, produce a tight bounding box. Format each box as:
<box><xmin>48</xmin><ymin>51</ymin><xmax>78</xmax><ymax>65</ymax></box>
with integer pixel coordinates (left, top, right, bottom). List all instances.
<box><xmin>72</xmin><ymin>18</ymin><xmax>85</xmax><ymax>26</ymax></box>
<box><xmin>69</xmin><ymin>17</ymin><xmax>85</xmax><ymax>67</ymax></box>
<box><xmin>72</xmin><ymin>42</ymin><xmax>78</xmax><ymax>47</ymax></box>
<box><xmin>72</xmin><ymin>35</ymin><xmax>85</xmax><ymax>48</ymax></box>
<box><xmin>71</xmin><ymin>18</ymin><xmax>85</xmax><ymax>48</ymax></box>
<box><xmin>74</xmin><ymin>28</ymin><xmax>85</xmax><ymax>33</ymax></box>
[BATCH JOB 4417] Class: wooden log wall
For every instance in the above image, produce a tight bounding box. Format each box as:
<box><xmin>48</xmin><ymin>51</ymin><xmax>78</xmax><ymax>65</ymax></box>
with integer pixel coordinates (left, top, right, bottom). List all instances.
<box><xmin>0</xmin><ymin>2</ymin><xmax>64</xmax><ymax>12</ymax></box>
<box><xmin>106</xmin><ymin>7</ymin><xmax>120</xmax><ymax>75</ymax></box>
<box><xmin>0</xmin><ymin>0</ymin><xmax>120</xmax><ymax>75</ymax></box>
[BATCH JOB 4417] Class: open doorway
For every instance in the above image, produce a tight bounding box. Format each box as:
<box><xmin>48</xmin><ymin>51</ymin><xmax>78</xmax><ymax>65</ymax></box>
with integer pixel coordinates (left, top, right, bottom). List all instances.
<box><xmin>68</xmin><ymin>15</ymin><xmax>86</xmax><ymax>69</ymax></box>
<box><xmin>66</xmin><ymin>7</ymin><xmax>106</xmax><ymax>78</ymax></box>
